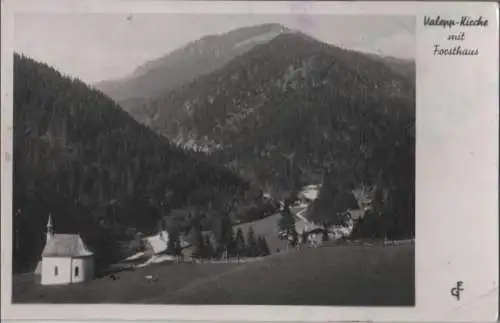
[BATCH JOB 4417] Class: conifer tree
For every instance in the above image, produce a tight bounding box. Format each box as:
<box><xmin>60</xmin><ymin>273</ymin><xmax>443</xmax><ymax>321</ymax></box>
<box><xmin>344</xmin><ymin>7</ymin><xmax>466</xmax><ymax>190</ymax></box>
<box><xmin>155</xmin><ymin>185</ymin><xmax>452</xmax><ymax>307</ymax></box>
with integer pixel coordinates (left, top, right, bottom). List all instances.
<box><xmin>190</xmin><ymin>225</ymin><xmax>204</xmax><ymax>258</ymax></box>
<box><xmin>278</xmin><ymin>201</ymin><xmax>296</xmax><ymax>240</ymax></box>
<box><xmin>235</xmin><ymin>228</ymin><xmax>246</xmax><ymax>257</ymax></box>
<box><xmin>246</xmin><ymin>226</ymin><xmax>259</xmax><ymax>257</ymax></box>
<box><xmin>202</xmin><ymin>234</ymin><xmax>214</xmax><ymax>259</ymax></box>
<box><xmin>257</xmin><ymin>236</ymin><xmax>270</xmax><ymax>256</ymax></box>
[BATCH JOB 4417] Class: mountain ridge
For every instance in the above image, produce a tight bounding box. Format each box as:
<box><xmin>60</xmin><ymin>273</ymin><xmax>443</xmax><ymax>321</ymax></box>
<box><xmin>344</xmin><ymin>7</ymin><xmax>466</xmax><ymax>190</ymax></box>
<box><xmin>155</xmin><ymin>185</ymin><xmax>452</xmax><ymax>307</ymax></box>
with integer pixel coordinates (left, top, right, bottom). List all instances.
<box><xmin>125</xmin><ymin>31</ymin><xmax>414</xmax><ymax>198</ymax></box>
<box><xmin>94</xmin><ymin>23</ymin><xmax>291</xmax><ymax>105</ymax></box>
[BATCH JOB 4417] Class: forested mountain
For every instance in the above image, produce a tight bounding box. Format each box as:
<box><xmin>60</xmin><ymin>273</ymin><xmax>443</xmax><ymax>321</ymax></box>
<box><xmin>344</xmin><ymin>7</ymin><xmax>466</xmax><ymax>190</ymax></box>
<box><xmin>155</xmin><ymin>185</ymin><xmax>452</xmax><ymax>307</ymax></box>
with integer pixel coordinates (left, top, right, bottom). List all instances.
<box><xmin>94</xmin><ymin>23</ymin><xmax>289</xmax><ymax>111</ymax></box>
<box><xmin>126</xmin><ymin>31</ymin><xmax>415</xmax><ymax>198</ymax></box>
<box><xmin>120</xmin><ymin>28</ymin><xmax>415</xmax><ymax>239</ymax></box>
<box><xmin>12</xmin><ymin>54</ymin><xmax>254</xmax><ymax>273</ymax></box>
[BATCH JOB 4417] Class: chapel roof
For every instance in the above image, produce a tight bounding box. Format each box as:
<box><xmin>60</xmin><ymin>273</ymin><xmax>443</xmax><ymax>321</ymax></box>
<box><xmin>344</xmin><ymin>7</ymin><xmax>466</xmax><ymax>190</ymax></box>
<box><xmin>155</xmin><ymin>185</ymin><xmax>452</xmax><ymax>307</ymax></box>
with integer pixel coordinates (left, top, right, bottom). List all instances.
<box><xmin>42</xmin><ymin>234</ymin><xmax>94</xmax><ymax>258</ymax></box>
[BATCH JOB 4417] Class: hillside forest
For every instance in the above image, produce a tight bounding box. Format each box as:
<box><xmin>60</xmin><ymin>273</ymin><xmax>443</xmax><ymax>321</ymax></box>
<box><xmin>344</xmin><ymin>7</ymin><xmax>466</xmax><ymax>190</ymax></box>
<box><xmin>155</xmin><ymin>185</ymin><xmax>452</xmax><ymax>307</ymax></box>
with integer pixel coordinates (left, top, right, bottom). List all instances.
<box><xmin>12</xmin><ymin>24</ymin><xmax>415</xmax><ymax>273</ymax></box>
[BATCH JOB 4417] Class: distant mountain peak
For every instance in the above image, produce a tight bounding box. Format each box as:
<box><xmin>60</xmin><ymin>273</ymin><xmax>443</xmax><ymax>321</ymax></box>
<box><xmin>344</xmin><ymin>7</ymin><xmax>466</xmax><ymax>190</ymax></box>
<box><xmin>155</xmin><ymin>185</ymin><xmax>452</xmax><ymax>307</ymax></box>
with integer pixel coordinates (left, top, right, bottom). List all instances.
<box><xmin>136</xmin><ymin>23</ymin><xmax>291</xmax><ymax>74</ymax></box>
<box><xmin>95</xmin><ymin>23</ymin><xmax>293</xmax><ymax>103</ymax></box>
<box><xmin>227</xmin><ymin>22</ymin><xmax>289</xmax><ymax>34</ymax></box>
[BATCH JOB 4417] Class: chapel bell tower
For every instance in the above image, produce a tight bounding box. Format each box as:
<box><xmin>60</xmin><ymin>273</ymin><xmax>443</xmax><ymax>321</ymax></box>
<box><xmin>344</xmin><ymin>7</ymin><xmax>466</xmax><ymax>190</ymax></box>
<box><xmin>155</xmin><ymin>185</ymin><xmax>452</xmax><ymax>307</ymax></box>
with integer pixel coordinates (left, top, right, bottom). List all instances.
<box><xmin>46</xmin><ymin>214</ymin><xmax>54</xmax><ymax>243</ymax></box>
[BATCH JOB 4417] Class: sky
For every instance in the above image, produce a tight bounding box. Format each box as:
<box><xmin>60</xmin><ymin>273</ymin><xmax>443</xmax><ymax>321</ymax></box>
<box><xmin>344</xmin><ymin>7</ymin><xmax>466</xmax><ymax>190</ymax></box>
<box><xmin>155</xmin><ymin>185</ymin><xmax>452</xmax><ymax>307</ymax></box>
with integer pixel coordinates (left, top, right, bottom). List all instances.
<box><xmin>14</xmin><ymin>13</ymin><xmax>415</xmax><ymax>84</ymax></box>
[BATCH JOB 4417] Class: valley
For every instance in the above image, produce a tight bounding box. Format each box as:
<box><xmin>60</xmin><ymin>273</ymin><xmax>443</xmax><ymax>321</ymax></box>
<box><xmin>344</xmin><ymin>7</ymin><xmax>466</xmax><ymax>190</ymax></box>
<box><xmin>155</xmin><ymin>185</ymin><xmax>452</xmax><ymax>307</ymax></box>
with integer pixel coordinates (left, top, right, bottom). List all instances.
<box><xmin>12</xmin><ymin>21</ymin><xmax>415</xmax><ymax>306</ymax></box>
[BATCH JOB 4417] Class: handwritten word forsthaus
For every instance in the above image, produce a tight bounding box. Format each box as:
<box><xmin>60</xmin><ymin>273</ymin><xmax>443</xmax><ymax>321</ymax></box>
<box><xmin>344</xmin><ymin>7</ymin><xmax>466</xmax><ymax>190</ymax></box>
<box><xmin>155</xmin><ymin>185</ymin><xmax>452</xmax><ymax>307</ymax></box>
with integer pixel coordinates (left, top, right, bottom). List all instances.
<box><xmin>433</xmin><ymin>44</ymin><xmax>479</xmax><ymax>56</ymax></box>
<box><xmin>424</xmin><ymin>16</ymin><xmax>488</xmax><ymax>28</ymax></box>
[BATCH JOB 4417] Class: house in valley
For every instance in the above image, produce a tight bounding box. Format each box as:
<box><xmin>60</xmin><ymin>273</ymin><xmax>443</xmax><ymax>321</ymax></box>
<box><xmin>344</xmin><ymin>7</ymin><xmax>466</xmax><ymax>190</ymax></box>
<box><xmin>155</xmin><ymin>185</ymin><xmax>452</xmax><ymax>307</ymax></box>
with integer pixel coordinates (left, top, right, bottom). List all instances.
<box><xmin>297</xmin><ymin>184</ymin><xmax>321</xmax><ymax>204</ymax></box>
<box><xmin>142</xmin><ymin>230</ymin><xmax>193</xmax><ymax>259</ymax></box>
<box><xmin>35</xmin><ymin>215</ymin><xmax>95</xmax><ymax>285</ymax></box>
<box><xmin>294</xmin><ymin>208</ymin><xmax>367</xmax><ymax>244</ymax></box>
<box><xmin>143</xmin><ymin>230</ymin><xmax>170</xmax><ymax>255</ymax></box>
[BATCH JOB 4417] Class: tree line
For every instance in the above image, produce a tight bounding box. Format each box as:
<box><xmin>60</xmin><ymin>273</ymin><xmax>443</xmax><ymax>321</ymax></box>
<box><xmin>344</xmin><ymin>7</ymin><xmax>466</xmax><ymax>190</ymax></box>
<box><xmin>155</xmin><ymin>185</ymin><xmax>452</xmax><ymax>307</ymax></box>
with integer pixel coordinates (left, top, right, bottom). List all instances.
<box><xmin>163</xmin><ymin>220</ymin><xmax>270</xmax><ymax>259</ymax></box>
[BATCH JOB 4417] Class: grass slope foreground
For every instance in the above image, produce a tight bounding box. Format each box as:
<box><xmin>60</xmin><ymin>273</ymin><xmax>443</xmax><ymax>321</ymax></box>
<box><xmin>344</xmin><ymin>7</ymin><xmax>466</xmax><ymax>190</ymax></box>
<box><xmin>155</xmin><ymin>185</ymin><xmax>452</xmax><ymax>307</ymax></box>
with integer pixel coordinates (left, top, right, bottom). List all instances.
<box><xmin>13</xmin><ymin>53</ymin><xmax>250</xmax><ymax>273</ymax></box>
<box><xmin>13</xmin><ymin>242</ymin><xmax>415</xmax><ymax>306</ymax></box>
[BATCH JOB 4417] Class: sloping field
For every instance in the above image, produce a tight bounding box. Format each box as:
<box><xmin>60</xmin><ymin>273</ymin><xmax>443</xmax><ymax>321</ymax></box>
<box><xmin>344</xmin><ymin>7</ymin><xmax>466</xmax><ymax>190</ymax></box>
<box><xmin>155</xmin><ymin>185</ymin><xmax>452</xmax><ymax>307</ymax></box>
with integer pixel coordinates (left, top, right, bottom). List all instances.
<box><xmin>13</xmin><ymin>243</ymin><xmax>414</xmax><ymax>306</ymax></box>
<box><xmin>12</xmin><ymin>262</ymin><xmax>238</xmax><ymax>304</ymax></box>
<box><xmin>164</xmin><ymin>243</ymin><xmax>415</xmax><ymax>306</ymax></box>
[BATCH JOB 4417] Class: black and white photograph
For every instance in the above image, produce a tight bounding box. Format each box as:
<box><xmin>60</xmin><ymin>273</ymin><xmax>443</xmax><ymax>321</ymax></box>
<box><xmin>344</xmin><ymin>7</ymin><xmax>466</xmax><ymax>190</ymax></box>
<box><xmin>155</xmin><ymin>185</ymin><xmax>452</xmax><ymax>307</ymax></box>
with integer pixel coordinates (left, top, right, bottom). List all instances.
<box><xmin>10</xmin><ymin>12</ymin><xmax>416</xmax><ymax>306</ymax></box>
<box><xmin>1</xmin><ymin>1</ymin><xmax>498</xmax><ymax>322</ymax></box>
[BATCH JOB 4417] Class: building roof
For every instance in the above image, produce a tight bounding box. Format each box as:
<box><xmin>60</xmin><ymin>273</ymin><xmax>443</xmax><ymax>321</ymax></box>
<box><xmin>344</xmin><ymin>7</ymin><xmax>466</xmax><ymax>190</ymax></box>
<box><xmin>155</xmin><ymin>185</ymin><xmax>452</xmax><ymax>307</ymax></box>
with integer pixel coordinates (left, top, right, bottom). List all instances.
<box><xmin>294</xmin><ymin>220</ymin><xmax>323</xmax><ymax>234</ymax></box>
<box><xmin>348</xmin><ymin>209</ymin><xmax>365</xmax><ymax>220</ymax></box>
<box><xmin>145</xmin><ymin>232</ymin><xmax>168</xmax><ymax>254</ymax></box>
<box><xmin>42</xmin><ymin>234</ymin><xmax>94</xmax><ymax>258</ymax></box>
<box><xmin>143</xmin><ymin>230</ymin><xmax>193</xmax><ymax>255</ymax></box>
<box><xmin>299</xmin><ymin>187</ymin><xmax>320</xmax><ymax>201</ymax></box>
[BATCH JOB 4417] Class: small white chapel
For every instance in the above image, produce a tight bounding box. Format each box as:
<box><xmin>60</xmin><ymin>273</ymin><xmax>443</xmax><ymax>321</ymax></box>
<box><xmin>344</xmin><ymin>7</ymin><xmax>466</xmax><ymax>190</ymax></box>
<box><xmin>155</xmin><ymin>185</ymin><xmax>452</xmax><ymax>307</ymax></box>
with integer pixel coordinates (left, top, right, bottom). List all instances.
<box><xmin>36</xmin><ymin>214</ymin><xmax>95</xmax><ymax>285</ymax></box>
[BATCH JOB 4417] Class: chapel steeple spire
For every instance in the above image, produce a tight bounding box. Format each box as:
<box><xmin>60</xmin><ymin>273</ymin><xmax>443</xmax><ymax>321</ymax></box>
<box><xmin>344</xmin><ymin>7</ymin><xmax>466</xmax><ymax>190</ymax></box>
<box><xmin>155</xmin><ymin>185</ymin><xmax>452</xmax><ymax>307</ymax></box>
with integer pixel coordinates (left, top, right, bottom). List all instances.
<box><xmin>46</xmin><ymin>214</ymin><xmax>54</xmax><ymax>242</ymax></box>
